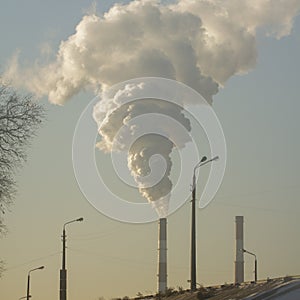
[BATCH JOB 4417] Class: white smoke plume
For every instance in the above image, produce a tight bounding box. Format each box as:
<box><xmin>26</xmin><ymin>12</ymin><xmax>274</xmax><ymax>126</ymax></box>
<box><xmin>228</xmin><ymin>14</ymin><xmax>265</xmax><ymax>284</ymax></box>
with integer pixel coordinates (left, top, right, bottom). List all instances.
<box><xmin>92</xmin><ymin>82</ymin><xmax>192</xmax><ymax>216</ymax></box>
<box><xmin>4</xmin><ymin>0</ymin><xmax>300</xmax><ymax>215</ymax></box>
<box><xmin>5</xmin><ymin>0</ymin><xmax>300</xmax><ymax>104</ymax></box>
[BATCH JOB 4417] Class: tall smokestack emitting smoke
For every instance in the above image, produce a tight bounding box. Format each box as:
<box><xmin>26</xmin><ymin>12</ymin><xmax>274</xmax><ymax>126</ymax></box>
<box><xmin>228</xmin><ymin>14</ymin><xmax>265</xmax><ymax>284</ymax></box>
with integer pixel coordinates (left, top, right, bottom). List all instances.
<box><xmin>235</xmin><ymin>216</ymin><xmax>244</xmax><ymax>284</ymax></box>
<box><xmin>158</xmin><ymin>218</ymin><xmax>167</xmax><ymax>293</ymax></box>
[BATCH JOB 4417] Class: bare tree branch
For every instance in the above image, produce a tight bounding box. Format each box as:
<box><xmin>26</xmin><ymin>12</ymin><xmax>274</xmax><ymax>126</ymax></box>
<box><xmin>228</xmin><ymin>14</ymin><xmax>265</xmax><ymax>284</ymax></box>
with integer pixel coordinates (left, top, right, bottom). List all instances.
<box><xmin>0</xmin><ymin>83</ymin><xmax>45</xmax><ymax>235</ymax></box>
<box><xmin>0</xmin><ymin>83</ymin><xmax>45</xmax><ymax>276</ymax></box>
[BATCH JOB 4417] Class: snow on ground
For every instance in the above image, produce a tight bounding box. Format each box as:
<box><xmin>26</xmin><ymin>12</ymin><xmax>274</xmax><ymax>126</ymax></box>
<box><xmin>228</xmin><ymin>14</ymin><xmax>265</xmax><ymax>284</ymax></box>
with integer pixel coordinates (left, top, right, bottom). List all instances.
<box><xmin>245</xmin><ymin>279</ymin><xmax>300</xmax><ymax>300</ymax></box>
<box><xmin>272</xmin><ymin>288</ymin><xmax>300</xmax><ymax>299</ymax></box>
<box><xmin>270</xmin><ymin>281</ymin><xmax>300</xmax><ymax>300</ymax></box>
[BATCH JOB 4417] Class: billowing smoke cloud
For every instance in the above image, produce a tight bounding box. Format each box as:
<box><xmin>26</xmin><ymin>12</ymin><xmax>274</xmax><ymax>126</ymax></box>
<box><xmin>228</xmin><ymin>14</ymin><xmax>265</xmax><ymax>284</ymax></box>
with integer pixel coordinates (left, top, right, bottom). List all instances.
<box><xmin>5</xmin><ymin>0</ymin><xmax>300</xmax><ymax>104</ymax></box>
<box><xmin>93</xmin><ymin>82</ymin><xmax>192</xmax><ymax>216</ymax></box>
<box><xmin>4</xmin><ymin>0</ymin><xmax>300</xmax><ymax>215</ymax></box>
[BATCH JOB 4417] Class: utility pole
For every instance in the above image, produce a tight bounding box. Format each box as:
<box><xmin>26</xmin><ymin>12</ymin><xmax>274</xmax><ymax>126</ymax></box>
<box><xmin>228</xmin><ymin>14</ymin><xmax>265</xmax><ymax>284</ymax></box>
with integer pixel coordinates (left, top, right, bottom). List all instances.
<box><xmin>190</xmin><ymin>170</ymin><xmax>197</xmax><ymax>291</ymax></box>
<box><xmin>60</xmin><ymin>217</ymin><xmax>83</xmax><ymax>300</ymax></box>
<box><xmin>60</xmin><ymin>227</ymin><xmax>67</xmax><ymax>300</ymax></box>
<box><xmin>26</xmin><ymin>266</ymin><xmax>44</xmax><ymax>300</ymax></box>
<box><xmin>190</xmin><ymin>156</ymin><xmax>219</xmax><ymax>291</ymax></box>
<box><xmin>27</xmin><ymin>273</ymin><xmax>30</xmax><ymax>300</ymax></box>
<box><xmin>255</xmin><ymin>257</ymin><xmax>257</xmax><ymax>283</ymax></box>
<box><xmin>242</xmin><ymin>248</ymin><xmax>257</xmax><ymax>283</ymax></box>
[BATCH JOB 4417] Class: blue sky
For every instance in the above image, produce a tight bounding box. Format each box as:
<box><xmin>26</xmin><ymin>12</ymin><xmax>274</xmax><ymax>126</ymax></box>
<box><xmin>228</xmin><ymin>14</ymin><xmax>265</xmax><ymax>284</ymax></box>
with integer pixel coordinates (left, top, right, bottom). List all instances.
<box><xmin>0</xmin><ymin>1</ymin><xmax>300</xmax><ymax>299</ymax></box>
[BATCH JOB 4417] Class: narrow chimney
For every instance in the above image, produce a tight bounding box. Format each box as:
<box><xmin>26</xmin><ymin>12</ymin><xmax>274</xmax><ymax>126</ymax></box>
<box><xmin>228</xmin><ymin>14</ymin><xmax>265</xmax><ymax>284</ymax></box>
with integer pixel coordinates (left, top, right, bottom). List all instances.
<box><xmin>235</xmin><ymin>216</ymin><xmax>244</xmax><ymax>284</ymax></box>
<box><xmin>158</xmin><ymin>218</ymin><xmax>167</xmax><ymax>293</ymax></box>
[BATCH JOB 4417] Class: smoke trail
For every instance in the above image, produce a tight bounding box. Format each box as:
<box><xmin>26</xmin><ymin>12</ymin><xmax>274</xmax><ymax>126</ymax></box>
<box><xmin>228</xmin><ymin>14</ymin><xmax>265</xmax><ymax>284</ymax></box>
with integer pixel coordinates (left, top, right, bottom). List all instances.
<box><xmin>4</xmin><ymin>1</ymin><xmax>300</xmax><ymax>104</ymax></box>
<box><xmin>93</xmin><ymin>83</ymin><xmax>192</xmax><ymax>216</ymax></box>
<box><xmin>4</xmin><ymin>0</ymin><xmax>300</xmax><ymax>214</ymax></box>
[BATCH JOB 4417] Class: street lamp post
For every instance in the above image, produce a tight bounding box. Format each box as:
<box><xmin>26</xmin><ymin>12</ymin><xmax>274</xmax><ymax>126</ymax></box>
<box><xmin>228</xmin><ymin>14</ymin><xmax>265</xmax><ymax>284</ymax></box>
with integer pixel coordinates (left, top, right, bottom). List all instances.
<box><xmin>60</xmin><ymin>217</ymin><xmax>83</xmax><ymax>300</ymax></box>
<box><xmin>241</xmin><ymin>248</ymin><xmax>257</xmax><ymax>283</ymax></box>
<box><xmin>187</xmin><ymin>279</ymin><xmax>202</xmax><ymax>287</ymax></box>
<box><xmin>190</xmin><ymin>156</ymin><xmax>219</xmax><ymax>291</ymax></box>
<box><xmin>26</xmin><ymin>266</ymin><xmax>44</xmax><ymax>300</ymax></box>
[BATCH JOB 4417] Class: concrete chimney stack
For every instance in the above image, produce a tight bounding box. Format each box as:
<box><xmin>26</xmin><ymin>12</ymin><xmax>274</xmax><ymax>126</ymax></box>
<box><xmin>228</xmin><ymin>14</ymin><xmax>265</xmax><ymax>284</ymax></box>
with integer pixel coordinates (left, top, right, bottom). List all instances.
<box><xmin>158</xmin><ymin>218</ymin><xmax>167</xmax><ymax>294</ymax></box>
<box><xmin>235</xmin><ymin>216</ymin><xmax>244</xmax><ymax>284</ymax></box>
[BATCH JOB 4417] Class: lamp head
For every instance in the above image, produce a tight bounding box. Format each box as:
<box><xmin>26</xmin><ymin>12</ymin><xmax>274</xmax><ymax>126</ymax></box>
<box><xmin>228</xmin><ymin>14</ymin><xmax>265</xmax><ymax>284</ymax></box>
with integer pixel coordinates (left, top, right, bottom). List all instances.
<box><xmin>77</xmin><ymin>217</ymin><xmax>84</xmax><ymax>222</ymax></box>
<box><xmin>201</xmin><ymin>156</ymin><xmax>207</xmax><ymax>163</ymax></box>
<box><xmin>29</xmin><ymin>265</ymin><xmax>45</xmax><ymax>274</ymax></box>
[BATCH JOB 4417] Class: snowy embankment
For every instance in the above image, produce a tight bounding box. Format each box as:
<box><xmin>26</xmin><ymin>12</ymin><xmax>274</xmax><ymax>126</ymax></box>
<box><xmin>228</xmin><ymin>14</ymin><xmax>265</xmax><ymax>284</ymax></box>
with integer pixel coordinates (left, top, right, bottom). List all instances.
<box><xmin>245</xmin><ymin>279</ymin><xmax>300</xmax><ymax>300</ymax></box>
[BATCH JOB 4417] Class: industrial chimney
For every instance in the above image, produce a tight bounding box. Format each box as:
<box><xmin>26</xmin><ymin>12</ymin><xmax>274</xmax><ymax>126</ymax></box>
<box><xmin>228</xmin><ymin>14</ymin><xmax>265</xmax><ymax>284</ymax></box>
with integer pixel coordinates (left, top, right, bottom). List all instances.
<box><xmin>235</xmin><ymin>216</ymin><xmax>244</xmax><ymax>284</ymax></box>
<box><xmin>158</xmin><ymin>218</ymin><xmax>167</xmax><ymax>293</ymax></box>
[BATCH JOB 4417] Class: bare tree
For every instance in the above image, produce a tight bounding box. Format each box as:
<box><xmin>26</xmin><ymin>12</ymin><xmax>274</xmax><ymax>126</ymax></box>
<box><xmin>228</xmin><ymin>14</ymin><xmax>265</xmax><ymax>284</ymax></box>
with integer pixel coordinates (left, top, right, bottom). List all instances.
<box><xmin>0</xmin><ymin>84</ymin><xmax>45</xmax><ymax>234</ymax></box>
<box><xmin>0</xmin><ymin>260</ymin><xmax>4</xmax><ymax>277</ymax></box>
